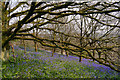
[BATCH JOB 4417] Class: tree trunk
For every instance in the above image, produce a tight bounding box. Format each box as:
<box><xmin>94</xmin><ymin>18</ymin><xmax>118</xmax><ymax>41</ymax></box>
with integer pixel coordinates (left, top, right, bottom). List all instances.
<box><xmin>1</xmin><ymin>44</ymin><xmax>10</xmax><ymax>61</ymax></box>
<box><xmin>34</xmin><ymin>41</ymin><xmax>37</xmax><ymax>52</ymax></box>
<box><xmin>24</xmin><ymin>43</ymin><xmax>26</xmax><ymax>56</ymax></box>
<box><xmin>23</xmin><ymin>39</ymin><xmax>26</xmax><ymax>56</ymax></box>
<box><xmin>117</xmin><ymin>34</ymin><xmax>120</xmax><ymax>75</ymax></box>
<box><xmin>11</xmin><ymin>44</ymin><xmax>16</xmax><ymax>61</ymax></box>
<box><xmin>65</xmin><ymin>50</ymin><xmax>69</xmax><ymax>56</ymax></box>
<box><xmin>34</xmin><ymin>27</ymin><xmax>38</xmax><ymax>52</ymax></box>
<box><xmin>1</xmin><ymin>51</ymin><xmax>5</xmax><ymax>61</ymax></box>
<box><xmin>98</xmin><ymin>52</ymin><xmax>101</xmax><ymax>59</ymax></box>
<box><xmin>61</xmin><ymin>49</ymin><xmax>63</xmax><ymax>55</ymax></box>
<box><xmin>79</xmin><ymin>56</ymin><xmax>82</xmax><ymax>62</ymax></box>
<box><xmin>105</xmin><ymin>54</ymin><xmax>107</xmax><ymax>63</ymax></box>
<box><xmin>93</xmin><ymin>50</ymin><xmax>95</xmax><ymax>61</ymax></box>
<box><xmin>52</xmin><ymin>48</ymin><xmax>55</xmax><ymax>57</ymax></box>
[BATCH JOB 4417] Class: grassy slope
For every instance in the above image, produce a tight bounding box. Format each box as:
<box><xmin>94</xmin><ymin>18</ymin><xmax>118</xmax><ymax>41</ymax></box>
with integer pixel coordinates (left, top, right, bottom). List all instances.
<box><xmin>2</xmin><ymin>46</ymin><xmax>119</xmax><ymax>78</ymax></box>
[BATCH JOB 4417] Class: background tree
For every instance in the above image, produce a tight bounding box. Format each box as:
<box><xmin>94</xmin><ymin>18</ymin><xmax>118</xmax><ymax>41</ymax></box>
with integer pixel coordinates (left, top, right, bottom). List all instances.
<box><xmin>1</xmin><ymin>1</ymin><xmax>120</xmax><ymax>72</ymax></box>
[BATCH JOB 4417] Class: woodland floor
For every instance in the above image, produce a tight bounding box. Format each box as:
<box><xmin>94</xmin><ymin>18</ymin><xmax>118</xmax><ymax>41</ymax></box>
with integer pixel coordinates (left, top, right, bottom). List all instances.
<box><xmin>1</xmin><ymin>46</ymin><xmax>120</xmax><ymax>78</ymax></box>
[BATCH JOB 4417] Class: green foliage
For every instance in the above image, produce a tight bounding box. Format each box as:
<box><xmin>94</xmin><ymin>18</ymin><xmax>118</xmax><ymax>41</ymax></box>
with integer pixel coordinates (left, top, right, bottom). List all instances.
<box><xmin>2</xmin><ymin>47</ymin><xmax>119</xmax><ymax>78</ymax></box>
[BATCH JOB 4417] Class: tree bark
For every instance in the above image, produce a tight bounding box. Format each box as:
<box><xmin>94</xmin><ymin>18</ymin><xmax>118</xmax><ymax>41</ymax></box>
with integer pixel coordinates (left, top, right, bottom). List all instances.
<box><xmin>10</xmin><ymin>42</ymin><xmax>16</xmax><ymax>61</ymax></box>
<box><xmin>65</xmin><ymin>50</ymin><xmax>69</xmax><ymax>56</ymax></box>
<box><xmin>79</xmin><ymin>55</ymin><xmax>82</xmax><ymax>62</ymax></box>
<box><xmin>118</xmin><ymin>33</ymin><xmax>120</xmax><ymax>76</ymax></box>
<box><xmin>22</xmin><ymin>37</ymin><xmax>26</xmax><ymax>56</ymax></box>
<box><xmin>93</xmin><ymin>50</ymin><xmax>95</xmax><ymax>61</ymax></box>
<box><xmin>34</xmin><ymin>41</ymin><xmax>37</xmax><ymax>52</ymax></box>
<box><xmin>52</xmin><ymin>48</ymin><xmax>55</xmax><ymax>57</ymax></box>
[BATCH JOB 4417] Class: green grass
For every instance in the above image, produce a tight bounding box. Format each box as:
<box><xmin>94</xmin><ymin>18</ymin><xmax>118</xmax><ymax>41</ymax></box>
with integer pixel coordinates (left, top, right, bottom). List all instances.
<box><xmin>2</xmin><ymin>47</ymin><xmax>119</xmax><ymax>78</ymax></box>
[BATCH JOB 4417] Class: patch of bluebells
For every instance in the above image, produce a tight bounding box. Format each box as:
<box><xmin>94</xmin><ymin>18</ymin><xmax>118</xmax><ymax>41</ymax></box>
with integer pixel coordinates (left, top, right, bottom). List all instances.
<box><xmin>2</xmin><ymin>46</ymin><xmax>119</xmax><ymax>78</ymax></box>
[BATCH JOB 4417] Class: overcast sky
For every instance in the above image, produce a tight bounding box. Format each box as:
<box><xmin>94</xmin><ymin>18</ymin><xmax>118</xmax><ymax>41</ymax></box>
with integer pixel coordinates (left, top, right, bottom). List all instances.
<box><xmin>3</xmin><ymin>0</ymin><xmax>120</xmax><ymax>2</ymax></box>
<box><xmin>7</xmin><ymin>0</ymin><xmax>120</xmax><ymax>37</ymax></box>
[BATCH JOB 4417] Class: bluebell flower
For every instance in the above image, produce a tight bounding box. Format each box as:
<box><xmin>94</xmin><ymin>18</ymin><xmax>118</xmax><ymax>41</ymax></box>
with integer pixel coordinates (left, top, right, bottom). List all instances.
<box><xmin>18</xmin><ymin>63</ymin><xmax>20</xmax><ymax>65</ymax></box>
<box><xmin>37</xmin><ymin>70</ymin><xmax>39</xmax><ymax>73</ymax></box>
<box><xmin>29</xmin><ymin>66</ymin><xmax>31</xmax><ymax>68</ymax></box>
<box><xmin>16</xmin><ymin>54</ymin><xmax>18</xmax><ymax>58</ymax></box>
<box><xmin>26</xmin><ymin>68</ymin><xmax>28</xmax><ymax>71</ymax></box>
<box><xmin>31</xmin><ymin>68</ymin><xmax>33</xmax><ymax>71</ymax></box>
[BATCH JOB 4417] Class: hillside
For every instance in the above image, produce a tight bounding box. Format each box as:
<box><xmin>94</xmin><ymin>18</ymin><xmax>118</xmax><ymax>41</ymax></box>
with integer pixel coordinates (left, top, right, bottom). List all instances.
<box><xmin>2</xmin><ymin>46</ymin><xmax>119</xmax><ymax>78</ymax></box>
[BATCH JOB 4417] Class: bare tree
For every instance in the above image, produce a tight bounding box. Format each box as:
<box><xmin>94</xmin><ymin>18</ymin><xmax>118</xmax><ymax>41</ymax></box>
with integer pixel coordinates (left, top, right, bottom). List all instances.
<box><xmin>1</xmin><ymin>1</ymin><xmax>120</xmax><ymax>72</ymax></box>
